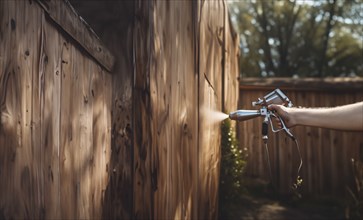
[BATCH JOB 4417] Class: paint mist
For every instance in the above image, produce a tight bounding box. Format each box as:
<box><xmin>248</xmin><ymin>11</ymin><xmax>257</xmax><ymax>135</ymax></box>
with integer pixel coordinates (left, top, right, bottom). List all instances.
<box><xmin>202</xmin><ymin>107</ymin><xmax>229</xmax><ymax>125</ymax></box>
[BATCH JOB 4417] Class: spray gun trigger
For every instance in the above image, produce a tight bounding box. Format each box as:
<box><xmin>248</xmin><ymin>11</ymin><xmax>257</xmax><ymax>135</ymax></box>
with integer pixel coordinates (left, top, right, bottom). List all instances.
<box><xmin>268</xmin><ymin>114</ymin><xmax>295</xmax><ymax>140</ymax></box>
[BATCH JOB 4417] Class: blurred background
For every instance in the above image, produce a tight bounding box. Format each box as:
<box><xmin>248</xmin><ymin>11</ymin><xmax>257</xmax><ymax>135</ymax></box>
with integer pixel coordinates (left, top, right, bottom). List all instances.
<box><xmin>229</xmin><ymin>0</ymin><xmax>362</xmax><ymax>78</ymax></box>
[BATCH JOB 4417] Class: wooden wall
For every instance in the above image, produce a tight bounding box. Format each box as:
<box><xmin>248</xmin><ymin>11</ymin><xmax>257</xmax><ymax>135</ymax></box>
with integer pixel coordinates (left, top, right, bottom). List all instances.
<box><xmin>132</xmin><ymin>1</ymin><xmax>239</xmax><ymax>219</ymax></box>
<box><xmin>1</xmin><ymin>0</ymin><xmax>239</xmax><ymax>219</ymax></box>
<box><xmin>0</xmin><ymin>0</ymin><xmax>112</xmax><ymax>219</ymax></box>
<box><xmin>238</xmin><ymin>78</ymin><xmax>363</xmax><ymax>196</ymax></box>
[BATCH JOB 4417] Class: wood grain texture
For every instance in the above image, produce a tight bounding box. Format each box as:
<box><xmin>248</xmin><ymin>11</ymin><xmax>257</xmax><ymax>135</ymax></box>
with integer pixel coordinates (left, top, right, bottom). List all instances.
<box><xmin>0</xmin><ymin>0</ymin><xmax>239</xmax><ymax>219</ymax></box>
<box><xmin>0</xmin><ymin>1</ymin><xmax>111</xmax><ymax>219</ymax></box>
<box><xmin>197</xmin><ymin>1</ymin><xmax>224</xmax><ymax>219</ymax></box>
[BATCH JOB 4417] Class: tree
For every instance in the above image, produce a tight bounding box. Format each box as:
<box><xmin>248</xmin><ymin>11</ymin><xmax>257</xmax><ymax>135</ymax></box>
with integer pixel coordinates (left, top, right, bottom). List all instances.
<box><xmin>229</xmin><ymin>0</ymin><xmax>363</xmax><ymax>78</ymax></box>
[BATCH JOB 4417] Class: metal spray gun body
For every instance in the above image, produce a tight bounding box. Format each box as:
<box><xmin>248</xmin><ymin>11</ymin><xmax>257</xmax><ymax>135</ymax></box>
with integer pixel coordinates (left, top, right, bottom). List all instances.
<box><xmin>229</xmin><ymin>88</ymin><xmax>295</xmax><ymax>142</ymax></box>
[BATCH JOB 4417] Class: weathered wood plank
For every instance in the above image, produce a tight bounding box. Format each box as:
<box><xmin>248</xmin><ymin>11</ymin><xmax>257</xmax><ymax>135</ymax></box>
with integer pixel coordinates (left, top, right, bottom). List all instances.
<box><xmin>223</xmin><ymin>5</ymin><xmax>239</xmax><ymax>114</ymax></box>
<box><xmin>91</xmin><ymin>65</ymin><xmax>112</xmax><ymax>219</ymax></box>
<box><xmin>28</xmin><ymin>1</ymin><xmax>44</xmax><ymax>217</ymax></box>
<box><xmin>59</xmin><ymin>36</ymin><xmax>77</xmax><ymax>219</ymax></box>
<box><xmin>42</xmin><ymin>11</ymin><xmax>62</xmax><ymax>218</ymax></box>
<box><xmin>133</xmin><ymin>1</ymin><xmax>152</xmax><ymax>218</ymax></box>
<box><xmin>0</xmin><ymin>1</ymin><xmax>23</xmax><ymax>219</ymax></box>
<box><xmin>36</xmin><ymin>0</ymin><xmax>115</xmax><ymax>72</ymax></box>
<box><xmin>198</xmin><ymin>1</ymin><xmax>225</xmax><ymax>219</ymax></box>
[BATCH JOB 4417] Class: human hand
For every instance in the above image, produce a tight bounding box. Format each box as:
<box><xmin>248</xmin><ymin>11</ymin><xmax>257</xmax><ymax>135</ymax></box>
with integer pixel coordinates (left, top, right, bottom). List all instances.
<box><xmin>268</xmin><ymin>104</ymin><xmax>297</xmax><ymax>128</ymax></box>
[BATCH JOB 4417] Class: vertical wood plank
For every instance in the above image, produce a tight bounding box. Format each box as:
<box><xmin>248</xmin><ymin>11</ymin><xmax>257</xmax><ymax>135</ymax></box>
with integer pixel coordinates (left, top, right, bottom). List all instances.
<box><xmin>198</xmin><ymin>1</ymin><xmax>225</xmax><ymax>219</ymax></box>
<box><xmin>42</xmin><ymin>11</ymin><xmax>62</xmax><ymax>218</ymax></box>
<box><xmin>0</xmin><ymin>1</ymin><xmax>23</xmax><ymax>219</ymax></box>
<box><xmin>59</xmin><ymin>37</ymin><xmax>77</xmax><ymax>219</ymax></box>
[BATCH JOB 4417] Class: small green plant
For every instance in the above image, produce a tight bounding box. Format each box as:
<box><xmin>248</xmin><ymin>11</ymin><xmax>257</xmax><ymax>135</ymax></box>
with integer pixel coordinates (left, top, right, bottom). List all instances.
<box><xmin>218</xmin><ymin>119</ymin><xmax>248</xmax><ymax>219</ymax></box>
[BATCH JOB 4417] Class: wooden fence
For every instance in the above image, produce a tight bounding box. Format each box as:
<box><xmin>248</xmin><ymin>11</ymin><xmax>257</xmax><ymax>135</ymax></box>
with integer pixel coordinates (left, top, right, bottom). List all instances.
<box><xmin>0</xmin><ymin>0</ymin><xmax>239</xmax><ymax>219</ymax></box>
<box><xmin>238</xmin><ymin>77</ymin><xmax>363</xmax><ymax>196</ymax></box>
<box><xmin>0</xmin><ymin>0</ymin><xmax>113</xmax><ymax>219</ymax></box>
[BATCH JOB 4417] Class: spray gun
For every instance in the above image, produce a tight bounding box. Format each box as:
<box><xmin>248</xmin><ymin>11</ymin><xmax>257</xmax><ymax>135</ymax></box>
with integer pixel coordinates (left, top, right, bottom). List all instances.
<box><xmin>229</xmin><ymin>88</ymin><xmax>295</xmax><ymax>142</ymax></box>
<box><xmin>229</xmin><ymin>88</ymin><xmax>303</xmax><ymax>189</ymax></box>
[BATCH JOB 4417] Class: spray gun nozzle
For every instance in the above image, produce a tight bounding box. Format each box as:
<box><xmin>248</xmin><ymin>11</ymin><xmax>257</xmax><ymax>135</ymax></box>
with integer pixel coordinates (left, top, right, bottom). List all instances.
<box><xmin>229</xmin><ymin>110</ymin><xmax>261</xmax><ymax>121</ymax></box>
<box><xmin>229</xmin><ymin>111</ymin><xmax>238</xmax><ymax>120</ymax></box>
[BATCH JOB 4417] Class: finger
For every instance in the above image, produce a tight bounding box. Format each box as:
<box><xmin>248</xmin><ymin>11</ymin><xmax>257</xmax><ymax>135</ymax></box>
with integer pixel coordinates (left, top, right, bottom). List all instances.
<box><xmin>268</xmin><ymin>104</ymin><xmax>277</xmax><ymax>111</ymax></box>
<box><xmin>278</xmin><ymin>122</ymin><xmax>282</xmax><ymax>129</ymax></box>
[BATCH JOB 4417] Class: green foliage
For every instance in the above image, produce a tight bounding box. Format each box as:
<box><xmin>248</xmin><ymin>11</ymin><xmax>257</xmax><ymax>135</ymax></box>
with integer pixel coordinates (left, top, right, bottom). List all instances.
<box><xmin>228</xmin><ymin>0</ymin><xmax>363</xmax><ymax>78</ymax></box>
<box><xmin>218</xmin><ymin>120</ymin><xmax>248</xmax><ymax>219</ymax></box>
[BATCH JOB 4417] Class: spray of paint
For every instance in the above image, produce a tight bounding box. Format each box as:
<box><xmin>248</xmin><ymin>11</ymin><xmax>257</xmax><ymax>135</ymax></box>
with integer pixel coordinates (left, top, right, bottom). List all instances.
<box><xmin>202</xmin><ymin>107</ymin><xmax>229</xmax><ymax>125</ymax></box>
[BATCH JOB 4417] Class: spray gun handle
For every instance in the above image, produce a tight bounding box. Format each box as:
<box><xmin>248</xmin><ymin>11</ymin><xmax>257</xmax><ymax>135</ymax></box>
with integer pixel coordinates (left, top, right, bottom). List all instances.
<box><xmin>268</xmin><ymin>113</ymin><xmax>295</xmax><ymax>140</ymax></box>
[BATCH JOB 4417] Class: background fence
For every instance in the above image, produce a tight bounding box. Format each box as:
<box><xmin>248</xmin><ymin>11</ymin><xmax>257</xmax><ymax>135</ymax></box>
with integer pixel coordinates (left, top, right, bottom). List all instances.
<box><xmin>238</xmin><ymin>77</ymin><xmax>363</xmax><ymax>196</ymax></box>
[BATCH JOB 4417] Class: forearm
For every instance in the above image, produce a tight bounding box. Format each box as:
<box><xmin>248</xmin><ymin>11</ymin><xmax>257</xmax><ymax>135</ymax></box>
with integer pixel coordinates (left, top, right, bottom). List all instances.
<box><xmin>291</xmin><ymin>102</ymin><xmax>363</xmax><ymax>131</ymax></box>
